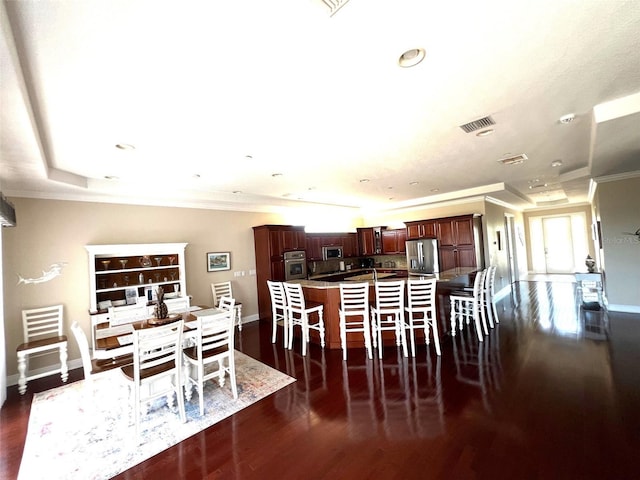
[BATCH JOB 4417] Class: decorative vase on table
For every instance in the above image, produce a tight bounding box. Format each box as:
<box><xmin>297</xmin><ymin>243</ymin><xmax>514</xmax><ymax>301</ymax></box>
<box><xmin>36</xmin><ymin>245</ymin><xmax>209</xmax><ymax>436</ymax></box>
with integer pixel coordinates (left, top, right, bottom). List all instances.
<box><xmin>154</xmin><ymin>287</ymin><xmax>169</xmax><ymax>319</ymax></box>
<box><xmin>585</xmin><ymin>255</ymin><xmax>596</xmax><ymax>273</ymax></box>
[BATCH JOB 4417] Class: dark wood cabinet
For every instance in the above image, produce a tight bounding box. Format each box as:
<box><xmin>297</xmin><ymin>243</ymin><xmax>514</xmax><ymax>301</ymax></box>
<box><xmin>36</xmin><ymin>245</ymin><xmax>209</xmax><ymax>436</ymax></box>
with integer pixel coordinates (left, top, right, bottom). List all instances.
<box><xmin>305</xmin><ymin>232</ymin><xmax>358</xmax><ymax>260</ymax></box>
<box><xmin>357</xmin><ymin>228</ymin><xmax>375</xmax><ymax>255</ymax></box>
<box><xmin>381</xmin><ymin>228</ymin><xmax>407</xmax><ymax>254</ymax></box>
<box><xmin>357</xmin><ymin>227</ymin><xmax>384</xmax><ymax>255</ymax></box>
<box><xmin>253</xmin><ymin>225</ymin><xmax>306</xmax><ymax>321</ymax></box>
<box><xmin>436</xmin><ymin>215</ymin><xmax>478</xmax><ymax>269</ymax></box>
<box><xmin>406</xmin><ymin>220</ymin><xmax>436</xmax><ymax>240</ymax></box>
<box><xmin>342</xmin><ymin>233</ymin><xmax>358</xmax><ymax>257</ymax></box>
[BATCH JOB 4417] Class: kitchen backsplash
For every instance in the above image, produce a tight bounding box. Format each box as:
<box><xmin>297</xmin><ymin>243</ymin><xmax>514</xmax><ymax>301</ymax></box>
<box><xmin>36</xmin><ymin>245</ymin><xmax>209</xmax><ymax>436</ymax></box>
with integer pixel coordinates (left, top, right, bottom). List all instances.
<box><xmin>308</xmin><ymin>255</ymin><xmax>406</xmax><ymax>276</ymax></box>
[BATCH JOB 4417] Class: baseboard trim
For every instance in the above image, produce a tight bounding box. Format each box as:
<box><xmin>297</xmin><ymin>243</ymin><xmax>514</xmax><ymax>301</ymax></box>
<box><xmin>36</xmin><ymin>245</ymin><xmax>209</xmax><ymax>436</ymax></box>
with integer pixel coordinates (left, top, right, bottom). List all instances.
<box><xmin>606</xmin><ymin>304</ymin><xmax>640</xmax><ymax>314</ymax></box>
<box><xmin>7</xmin><ymin>358</ymin><xmax>83</xmax><ymax>387</ymax></box>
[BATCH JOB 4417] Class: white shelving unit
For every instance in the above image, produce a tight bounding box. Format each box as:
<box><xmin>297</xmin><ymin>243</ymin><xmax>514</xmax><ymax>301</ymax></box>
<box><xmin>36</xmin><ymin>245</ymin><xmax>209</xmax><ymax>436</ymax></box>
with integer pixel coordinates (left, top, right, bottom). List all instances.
<box><xmin>85</xmin><ymin>243</ymin><xmax>188</xmax><ymax>313</ymax></box>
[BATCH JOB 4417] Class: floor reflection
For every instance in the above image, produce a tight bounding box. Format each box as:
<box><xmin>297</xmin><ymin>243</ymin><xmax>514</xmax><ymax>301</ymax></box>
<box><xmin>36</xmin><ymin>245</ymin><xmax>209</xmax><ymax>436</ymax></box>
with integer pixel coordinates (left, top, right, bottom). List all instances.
<box><xmin>342</xmin><ymin>346</ymin><xmax>445</xmax><ymax>440</ymax></box>
<box><xmin>272</xmin><ymin>343</ymin><xmax>327</xmax><ymax>424</ymax></box>
<box><xmin>511</xmin><ymin>281</ymin><xmax>609</xmax><ymax>340</ymax></box>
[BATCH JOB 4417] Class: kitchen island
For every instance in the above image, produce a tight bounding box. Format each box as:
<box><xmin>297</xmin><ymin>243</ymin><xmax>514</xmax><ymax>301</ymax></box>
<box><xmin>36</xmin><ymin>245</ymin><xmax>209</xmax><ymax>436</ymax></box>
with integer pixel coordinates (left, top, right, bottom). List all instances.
<box><xmin>289</xmin><ymin>267</ymin><xmax>477</xmax><ymax>350</ymax></box>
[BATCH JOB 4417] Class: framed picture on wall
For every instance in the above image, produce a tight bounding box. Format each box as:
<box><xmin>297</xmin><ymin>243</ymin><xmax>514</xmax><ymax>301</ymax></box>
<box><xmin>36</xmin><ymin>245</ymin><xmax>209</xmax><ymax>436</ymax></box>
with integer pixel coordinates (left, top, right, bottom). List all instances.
<box><xmin>207</xmin><ymin>252</ymin><xmax>231</xmax><ymax>272</ymax></box>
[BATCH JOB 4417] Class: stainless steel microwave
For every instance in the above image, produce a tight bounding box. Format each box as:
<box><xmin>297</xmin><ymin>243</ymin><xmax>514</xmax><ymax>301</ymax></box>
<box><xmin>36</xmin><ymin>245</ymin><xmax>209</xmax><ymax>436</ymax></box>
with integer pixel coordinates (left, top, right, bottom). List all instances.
<box><xmin>322</xmin><ymin>246</ymin><xmax>343</xmax><ymax>260</ymax></box>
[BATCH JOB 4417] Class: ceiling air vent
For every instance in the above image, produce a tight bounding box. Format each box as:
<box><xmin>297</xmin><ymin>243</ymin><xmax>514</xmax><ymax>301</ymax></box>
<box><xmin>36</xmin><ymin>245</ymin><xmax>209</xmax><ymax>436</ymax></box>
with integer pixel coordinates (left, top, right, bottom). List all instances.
<box><xmin>459</xmin><ymin>116</ymin><xmax>495</xmax><ymax>133</ymax></box>
<box><xmin>319</xmin><ymin>0</ymin><xmax>351</xmax><ymax>16</ymax></box>
<box><xmin>498</xmin><ymin>154</ymin><xmax>528</xmax><ymax>165</ymax></box>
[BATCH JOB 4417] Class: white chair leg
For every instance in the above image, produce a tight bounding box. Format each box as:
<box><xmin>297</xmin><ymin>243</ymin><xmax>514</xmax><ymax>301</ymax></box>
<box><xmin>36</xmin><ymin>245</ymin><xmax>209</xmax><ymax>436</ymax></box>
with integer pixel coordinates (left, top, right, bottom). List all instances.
<box><xmin>17</xmin><ymin>353</ymin><xmax>27</xmax><ymax>395</ymax></box>
<box><xmin>431</xmin><ymin>318</ymin><xmax>442</xmax><ymax>356</ymax></box>
<box><xmin>340</xmin><ymin>313</ymin><xmax>347</xmax><ymax>361</ymax></box>
<box><xmin>60</xmin><ymin>344</ymin><xmax>69</xmax><ymax>383</ymax></box>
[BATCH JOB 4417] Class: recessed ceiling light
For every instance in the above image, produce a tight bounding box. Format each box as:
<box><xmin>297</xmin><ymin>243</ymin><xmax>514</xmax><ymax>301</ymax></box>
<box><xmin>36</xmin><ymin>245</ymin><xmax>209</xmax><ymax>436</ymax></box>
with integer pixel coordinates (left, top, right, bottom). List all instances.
<box><xmin>476</xmin><ymin>129</ymin><xmax>494</xmax><ymax>137</ymax></box>
<box><xmin>115</xmin><ymin>143</ymin><xmax>135</xmax><ymax>150</ymax></box>
<box><xmin>430</xmin><ymin>188</ymin><xmax>439</xmax><ymax>193</ymax></box>
<box><xmin>272</xmin><ymin>173</ymin><xmax>283</xmax><ymax>178</ymax></box>
<box><xmin>409</xmin><ymin>181</ymin><xmax>419</xmax><ymax>186</ymax></box>
<box><xmin>308</xmin><ymin>187</ymin><xmax>316</xmax><ymax>191</ymax></box>
<box><xmin>359</xmin><ymin>178</ymin><xmax>370</xmax><ymax>183</ymax></box>
<box><xmin>232</xmin><ymin>190</ymin><xmax>242</xmax><ymax>194</ymax></box>
<box><xmin>559</xmin><ymin>113</ymin><xmax>575</xmax><ymax>124</ymax></box>
<box><xmin>551</xmin><ymin>160</ymin><xmax>563</xmax><ymax>167</ymax></box>
<box><xmin>398</xmin><ymin>48</ymin><xmax>425</xmax><ymax>68</ymax></box>
<box><xmin>245</xmin><ymin>155</ymin><xmax>253</xmax><ymax>159</ymax></box>
<box><xmin>104</xmin><ymin>175</ymin><xmax>119</xmax><ymax>180</ymax></box>
<box><xmin>192</xmin><ymin>174</ymin><xmax>201</xmax><ymax>178</ymax></box>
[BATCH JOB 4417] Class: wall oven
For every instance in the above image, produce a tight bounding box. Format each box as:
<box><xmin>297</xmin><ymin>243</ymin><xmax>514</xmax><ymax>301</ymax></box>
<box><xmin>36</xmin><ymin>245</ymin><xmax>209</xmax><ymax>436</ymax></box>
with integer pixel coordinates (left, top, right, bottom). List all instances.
<box><xmin>284</xmin><ymin>250</ymin><xmax>307</xmax><ymax>280</ymax></box>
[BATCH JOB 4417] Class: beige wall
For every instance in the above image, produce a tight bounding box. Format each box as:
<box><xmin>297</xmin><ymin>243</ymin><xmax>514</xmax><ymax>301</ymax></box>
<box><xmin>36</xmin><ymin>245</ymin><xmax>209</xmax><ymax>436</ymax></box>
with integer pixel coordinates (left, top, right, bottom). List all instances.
<box><xmin>2</xmin><ymin>197</ymin><xmax>284</xmax><ymax>377</ymax></box>
<box><xmin>593</xmin><ymin>176</ymin><xmax>640</xmax><ymax>310</ymax></box>
<box><xmin>484</xmin><ymin>201</ymin><xmax>525</xmax><ymax>293</ymax></box>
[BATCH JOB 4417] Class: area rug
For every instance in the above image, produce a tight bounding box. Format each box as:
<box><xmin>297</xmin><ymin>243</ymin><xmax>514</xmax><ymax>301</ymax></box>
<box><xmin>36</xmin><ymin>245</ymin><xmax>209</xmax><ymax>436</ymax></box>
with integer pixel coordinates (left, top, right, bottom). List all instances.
<box><xmin>18</xmin><ymin>351</ymin><xmax>295</xmax><ymax>479</ymax></box>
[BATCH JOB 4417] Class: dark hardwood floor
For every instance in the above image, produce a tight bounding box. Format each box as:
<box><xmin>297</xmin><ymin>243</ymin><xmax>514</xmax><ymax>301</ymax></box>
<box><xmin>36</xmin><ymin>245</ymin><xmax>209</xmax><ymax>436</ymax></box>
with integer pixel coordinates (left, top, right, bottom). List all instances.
<box><xmin>2</xmin><ymin>280</ymin><xmax>639</xmax><ymax>479</ymax></box>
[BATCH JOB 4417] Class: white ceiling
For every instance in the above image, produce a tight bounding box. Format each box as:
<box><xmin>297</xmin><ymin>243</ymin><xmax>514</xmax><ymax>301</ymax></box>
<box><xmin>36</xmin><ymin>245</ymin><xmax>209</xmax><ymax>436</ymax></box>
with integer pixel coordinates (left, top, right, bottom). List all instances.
<box><xmin>2</xmin><ymin>0</ymin><xmax>640</xmax><ymax>215</ymax></box>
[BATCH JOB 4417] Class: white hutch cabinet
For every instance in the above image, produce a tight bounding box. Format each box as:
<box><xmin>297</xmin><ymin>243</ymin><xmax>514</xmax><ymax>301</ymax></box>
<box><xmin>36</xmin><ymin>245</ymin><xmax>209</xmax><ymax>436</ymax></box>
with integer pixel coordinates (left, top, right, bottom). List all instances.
<box><xmin>85</xmin><ymin>243</ymin><xmax>188</xmax><ymax>313</ymax></box>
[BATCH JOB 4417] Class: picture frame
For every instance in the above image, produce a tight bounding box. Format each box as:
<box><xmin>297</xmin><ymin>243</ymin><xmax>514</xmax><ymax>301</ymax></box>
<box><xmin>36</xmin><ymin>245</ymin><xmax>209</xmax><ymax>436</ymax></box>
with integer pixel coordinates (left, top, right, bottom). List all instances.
<box><xmin>207</xmin><ymin>252</ymin><xmax>231</xmax><ymax>272</ymax></box>
<box><xmin>125</xmin><ymin>287</ymin><xmax>138</xmax><ymax>305</ymax></box>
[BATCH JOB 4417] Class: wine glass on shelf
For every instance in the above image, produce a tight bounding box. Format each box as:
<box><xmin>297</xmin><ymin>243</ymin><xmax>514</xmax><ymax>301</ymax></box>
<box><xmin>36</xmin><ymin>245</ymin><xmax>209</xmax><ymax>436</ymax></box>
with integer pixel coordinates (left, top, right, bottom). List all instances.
<box><xmin>168</xmin><ymin>256</ymin><xmax>176</xmax><ymax>266</ymax></box>
<box><xmin>119</xmin><ymin>259</ymin><xmax>128</xmax><ymax>270</ymax></box>
<box><xmin>154</xmin><ymin>256</ymin><xmax>163</xmax><ymax>267</ymax></box>
<box><xmin>154</xmin><ymin>273</ymin><xmax>161</xmax><ymax>283</ymax></box>
<box><xmin>123</xmin><ymin>275</ymin><xmax>129</xmax><ymax>286</ymax></box>
<box><xmin>169</xmin><ymin>272</ymin><xmax>176</xmax><ymax>281</ymax></box>
<box><xmin>101</xmin><ymin>260</ymin><xmax>111</xmax><ymax>270</ymax></box>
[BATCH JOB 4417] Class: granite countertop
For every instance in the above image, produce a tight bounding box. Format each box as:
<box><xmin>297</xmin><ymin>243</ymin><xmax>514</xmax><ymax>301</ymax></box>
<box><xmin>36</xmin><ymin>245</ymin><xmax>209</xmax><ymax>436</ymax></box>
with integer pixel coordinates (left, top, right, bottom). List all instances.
<box><xmin>293</xmin><ymin>267</ymin><xmax>477</xmax><ymax>289</ymax></box>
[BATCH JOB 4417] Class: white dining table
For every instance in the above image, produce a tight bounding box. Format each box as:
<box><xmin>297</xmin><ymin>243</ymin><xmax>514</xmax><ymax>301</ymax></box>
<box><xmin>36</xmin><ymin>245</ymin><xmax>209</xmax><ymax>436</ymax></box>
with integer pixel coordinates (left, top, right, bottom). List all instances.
<box><xmin>92</xmin><ymin>306</ymin><xmax>227</xmax><ymax>360</ymax></box>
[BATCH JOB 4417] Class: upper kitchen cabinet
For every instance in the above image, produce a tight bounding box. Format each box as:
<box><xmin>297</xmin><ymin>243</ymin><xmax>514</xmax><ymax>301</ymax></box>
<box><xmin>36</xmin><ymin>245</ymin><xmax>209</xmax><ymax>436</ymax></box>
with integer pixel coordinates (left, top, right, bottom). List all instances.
<box><xmin>305</xmin><ymin>232</ymin><xmax>358</xmax><ymax>260</ymax></box>
<box><xmin>381</xmin><ymin>228</ymin><xmax>407</xmax><ymax>254</ymax></box>
<box><xmin>357</xmin><ymin>227</ymin><xmax>384</xmax><ymax>255</ymax></box>
<box><xmin>342</xmin><ymin>233</ymin><xmax>358</xmax><ymax>257</ymax></box>
<box><xmin>405</xmin><ymin>219</ymin><xmax>437</xmax><ymax>240</ymax></box>
<box><xmin>436</xmin><ymin>215</ymin><xmax>481</xmax><ymax>270</ymax></box>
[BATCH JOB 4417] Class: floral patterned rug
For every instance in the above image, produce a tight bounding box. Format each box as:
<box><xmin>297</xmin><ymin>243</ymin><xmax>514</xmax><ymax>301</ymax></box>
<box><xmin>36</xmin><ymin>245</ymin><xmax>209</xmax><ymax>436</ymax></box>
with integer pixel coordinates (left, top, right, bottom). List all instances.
<box><xmin>18</xmin><ymin>351</ymin><xmax>295</xmax><ymax>479</ymax></box>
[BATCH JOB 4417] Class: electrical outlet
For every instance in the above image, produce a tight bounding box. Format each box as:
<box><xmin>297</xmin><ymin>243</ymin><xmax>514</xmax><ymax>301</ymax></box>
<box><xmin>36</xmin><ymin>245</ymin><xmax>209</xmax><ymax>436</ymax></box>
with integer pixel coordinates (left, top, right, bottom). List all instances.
<box><xmin>249</xmin><ymin>269</ymin><xmax>256</xmax><ymax>275</ymax></box>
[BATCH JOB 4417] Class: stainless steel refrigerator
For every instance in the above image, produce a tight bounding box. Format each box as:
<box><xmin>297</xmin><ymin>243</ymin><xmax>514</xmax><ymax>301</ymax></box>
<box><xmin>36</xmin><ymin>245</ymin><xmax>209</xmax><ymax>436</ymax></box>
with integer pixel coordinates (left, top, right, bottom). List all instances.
<box><xmin>406</xmin><ymin>238</ymin><xmax>440</xmax><ymax>274</ymax></box>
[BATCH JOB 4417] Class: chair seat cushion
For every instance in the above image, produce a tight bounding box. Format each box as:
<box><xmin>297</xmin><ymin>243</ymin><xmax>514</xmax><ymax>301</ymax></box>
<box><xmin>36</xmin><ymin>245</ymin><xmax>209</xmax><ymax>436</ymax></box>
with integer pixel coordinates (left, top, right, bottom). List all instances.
<box><xmin>17</xmin><ymin>335</ymin><xmax>67</xmax><ymax>352</ymax></box>
<box><xmin>121</xmin><ymin>360</ymin><xmax>175</xmax><ymax>381</ymax></box>
<box><xmin>183</xmin><ymin>344</ymin><xmax>229</xmax><ymax>361</ymax></box>
<box><xmin>450</xmin><ymin>290</ymin><xmax>474</xmax><ymax>298</ymax></box>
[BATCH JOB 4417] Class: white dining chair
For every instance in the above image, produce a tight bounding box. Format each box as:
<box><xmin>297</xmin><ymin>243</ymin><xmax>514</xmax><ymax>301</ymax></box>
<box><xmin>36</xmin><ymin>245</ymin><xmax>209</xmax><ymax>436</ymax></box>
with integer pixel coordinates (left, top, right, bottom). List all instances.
<box><xmin>211</xmin><ymin>281</ymin><xmax>243</xmax><ymax>331</ymax></box>
<box><xmin>371</xmin><ymin>280</ymin><xmax>407</xmax><ymax>358</ymax></box>
<box><xmin>485</xmin><ymin>265</ymin><xmax>499</xmax><ymax>326</ymax></box>
<box><xmin>121</xmin><ymin>319</ymin><xmax>186</xmax><ymax>443</ymax></box>
<box><xmin>338</xmin><ymin>282</ymin><xmax>372</xmax><ymax>360</ymax></box>
<box><xmin>183</xmin><ymin>297</ymin><xmax>238</xmax><ymax>416</ymax></box>
<box><xmin>71</xmin><ymin>321</ymin><xmax>95</xmax><ymax>379</ymax></box>
<box><xmin>283</xmin><ymin>282</ymin><xmax>325</xmax><ymax>356</ymax></box>
<box><xmin>267</xmin><ymin>280</ymin><xmax>288</xmax><ymax>346</ymax></box>
<box><xmin>404</xmin><ymin>277</ymin><xmax>440</xmax><ymax>356</ymax></box>
<box><xmin>449</xmin><ymin>269</ymin><xmax>487</xmax><ymax>342</ymax></box>
<box><xmin>16</xmin><ymin>305</ymin><xmax>69</xmax><ymax>395</ymax></box>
